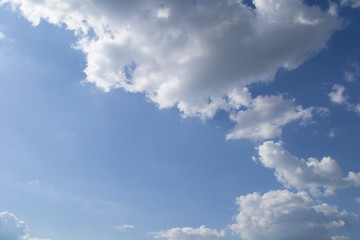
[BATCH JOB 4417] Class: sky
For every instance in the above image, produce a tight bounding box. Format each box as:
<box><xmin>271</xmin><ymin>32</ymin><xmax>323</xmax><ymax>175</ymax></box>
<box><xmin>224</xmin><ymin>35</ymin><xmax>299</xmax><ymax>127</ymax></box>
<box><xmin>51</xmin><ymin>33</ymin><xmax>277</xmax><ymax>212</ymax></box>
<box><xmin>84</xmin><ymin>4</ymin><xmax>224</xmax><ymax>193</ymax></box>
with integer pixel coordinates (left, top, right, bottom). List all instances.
<box><xmin>0</xmin><ymin>0</ymin><xmax>360</xmax><ymax>239</ymax></box>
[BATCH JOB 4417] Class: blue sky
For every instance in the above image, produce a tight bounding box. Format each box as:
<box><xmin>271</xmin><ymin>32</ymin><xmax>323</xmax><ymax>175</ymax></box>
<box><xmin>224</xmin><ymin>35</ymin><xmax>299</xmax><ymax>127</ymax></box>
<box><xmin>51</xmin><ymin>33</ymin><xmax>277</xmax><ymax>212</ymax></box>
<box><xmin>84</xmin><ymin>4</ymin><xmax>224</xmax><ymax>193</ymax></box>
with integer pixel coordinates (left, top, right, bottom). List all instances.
<box><xmin>1</xmin><ymin>0</ymin><xmax>360</xmax><ymax>240</ymax></box>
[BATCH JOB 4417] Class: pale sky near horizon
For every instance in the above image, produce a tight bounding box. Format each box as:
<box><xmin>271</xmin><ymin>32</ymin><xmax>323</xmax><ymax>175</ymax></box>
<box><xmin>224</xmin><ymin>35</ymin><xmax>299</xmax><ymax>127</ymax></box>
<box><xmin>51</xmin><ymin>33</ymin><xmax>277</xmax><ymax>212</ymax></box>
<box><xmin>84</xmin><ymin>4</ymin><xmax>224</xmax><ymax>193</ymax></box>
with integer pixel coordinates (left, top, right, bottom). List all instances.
<box><xmin>1</xmin><ymin>0</ymin><xmax>360</xmax><ymax>240</ymax></box>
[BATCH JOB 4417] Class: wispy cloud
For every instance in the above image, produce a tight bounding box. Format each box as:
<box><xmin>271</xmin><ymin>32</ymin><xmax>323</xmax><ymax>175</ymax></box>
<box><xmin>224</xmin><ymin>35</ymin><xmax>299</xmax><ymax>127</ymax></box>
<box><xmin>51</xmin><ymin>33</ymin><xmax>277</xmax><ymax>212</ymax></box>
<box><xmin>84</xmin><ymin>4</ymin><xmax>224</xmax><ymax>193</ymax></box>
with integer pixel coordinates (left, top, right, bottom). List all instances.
<box><xmin>149</xmin><ymin>225</ymin><xmax>225</xmax><ymax>240</ymax></box>
<box><xmin>115</xmin><ymin>224</ymin><xmax>135</xmax><ymax>230</ymax></box>
<box><xmin>341</xmin><ymin>0</ymin><xmax>360</xmax><ymax>8</ymax></box>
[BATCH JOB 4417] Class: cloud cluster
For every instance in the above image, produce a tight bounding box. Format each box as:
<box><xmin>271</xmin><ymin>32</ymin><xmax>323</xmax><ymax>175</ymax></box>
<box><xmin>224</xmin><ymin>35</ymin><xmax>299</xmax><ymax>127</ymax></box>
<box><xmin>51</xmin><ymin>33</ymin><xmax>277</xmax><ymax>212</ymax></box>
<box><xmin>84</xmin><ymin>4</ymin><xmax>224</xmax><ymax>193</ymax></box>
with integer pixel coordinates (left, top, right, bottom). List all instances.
<box><xmin>256</xmin><ymin>141</ymin><xmax>360</xmax><ymax>196</ymax></box>
<box><xmin>149</xmin><ymin>225</ymin><xmax>225</xmax><ymax>240</ymax></box>
<box><xmin>0</xmin><ymin>0</ymin><xmax>343</xmax><ymax>139</ymax></box>
<box><xmin>0</xmin><ymin>211</ymin><xmax>49</xmax><ymax>240</ymax></box>
<box><xmin>230</xmin><ymin>190</ymin><xmax>357</xmax><ymax>240</ymax></box>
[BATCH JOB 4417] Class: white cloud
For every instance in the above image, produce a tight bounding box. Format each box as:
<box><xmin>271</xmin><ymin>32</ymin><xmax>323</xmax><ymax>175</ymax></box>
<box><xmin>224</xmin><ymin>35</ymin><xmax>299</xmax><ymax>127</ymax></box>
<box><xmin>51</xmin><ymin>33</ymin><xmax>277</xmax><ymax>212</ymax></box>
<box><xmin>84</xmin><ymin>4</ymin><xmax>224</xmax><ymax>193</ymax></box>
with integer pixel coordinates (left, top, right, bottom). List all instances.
<box><xmin>354</xmin><ymin>103</ymin><xmax>360</xmax><ymax>113</ymax></box>
<box><xmin>256</xmin><ymin>141</ymin><xmax>360</xmax><ymax>196</ymax></box>
<box><xmin>0</xmin><ymin>211</ymin><xmax>49</xmax><ymax>240</ymax></box>
<box><xmin>27</xmin><ymin>180</ymin><xmax>40</xmax><ymax>185</ymax></box>
<box><xmin>344</xmin><ymin>62</ymin><xmax>360</xmax><ymax>82</ymax></box>
<box><xmin>341</xmin><ymin>0</ymin><xmax>360</xmax><ymax>8</ymax></box>
<box><xmin>0</xmin><ymin>0</ymin><xmax>342</xmax><ymax>125</ymax></box>
<box><xmin>230</xmin><ymin>190</ymin><xmax>357</xmax><ymax>240</ymax></box>
<box><xmin>226</xmin><ymin>95</ymin><xmax>317</xmax><ymax>140</ymax></box>
<box><xmin>329</xmin><ymin>84</ymin><xmax>348</xmax><ymax>104</ymax></box>
<box><xmin>331</xmin><ymin>236</ymin><xmax>351</xmax><ymax>240</ymax></box>
<box><xmin>0</xmin><ymin>32</ymin><xmax>4</xmax><ymax>39</ymax></box>
<box><xmin>345</xmin><ymin>71</ymin><xmax>359</xmax><ymax>82</ymax></box>
<box><xmin>329</xmin><ymin>128</ymin><xmax>336</xmax><ymax>138</ymax></box>
<box><xmin>328</xmin><ymin>84</ymin><xmax>360</xmax><ymax>115</ymax></box>
<box><xmin>115</xmin><ymin>224</ymin><xmax>135</xmax><ymax>230</ymax></box>
<box><xmin>149</xmin><ymin>225</ymin><xmax>225</xmax><ymax>240</ymax></box>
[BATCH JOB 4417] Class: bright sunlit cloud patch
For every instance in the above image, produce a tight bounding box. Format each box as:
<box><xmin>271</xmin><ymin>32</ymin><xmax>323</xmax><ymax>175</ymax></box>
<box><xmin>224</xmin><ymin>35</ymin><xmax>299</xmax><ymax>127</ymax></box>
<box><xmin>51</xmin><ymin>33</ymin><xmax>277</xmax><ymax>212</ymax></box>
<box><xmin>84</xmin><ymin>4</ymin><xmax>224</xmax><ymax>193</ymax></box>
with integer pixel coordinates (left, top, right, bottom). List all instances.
<box><xmin>256</xmin><ymin>141</ymin><xmax>360</xmax><ymax>196</ymax></box>
<box><xmin>230</xmin><ymin>190</ymin><xmax>357</xmax><ymax>240</ymax></box>
<box><xmin>0</xmin><ymin>0</ymin><xmax>343</xmax><ymax>139</ymax></box>
<box><xmin>149</xmin><ymin>225</ymin><xmax>225</xmax><ymax>240</ymax></box>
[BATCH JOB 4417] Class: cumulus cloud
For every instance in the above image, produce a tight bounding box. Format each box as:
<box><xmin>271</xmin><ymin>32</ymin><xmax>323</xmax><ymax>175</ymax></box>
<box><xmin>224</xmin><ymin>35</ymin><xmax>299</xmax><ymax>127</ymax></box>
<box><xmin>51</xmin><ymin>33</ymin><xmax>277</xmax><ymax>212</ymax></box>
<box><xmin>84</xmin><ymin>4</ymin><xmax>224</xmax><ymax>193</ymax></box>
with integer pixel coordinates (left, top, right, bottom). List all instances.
<box><xmin>149</xmin><ymin>225</ymin><xmax>225</xmax><ymax>240</ymax></box>
<box><xmin>0</xmin><ymin>211</ymin><xmax>49</xmax><ymax>240</ymax></box>
<box><xmin>230</xmin><ymin>190</ymin><xmax>357</xmax><ymax>240</ymax></box>
<box><xmin>329</xmin><ymin>84</ymin><xmax>348</xmax><ymax>104</ymax></box>
<box><xmin>256</xmin><ymin>141</ymin><xmax>360</xmax><ymax>196</ymax></box>
<box><xmin>0</xmin><ymin>0</ymin><xmax>342</xmax><ymax>133</ymax></box>
<box><xmin>328</xmin><ymin>84</ymin><xmax>360</xmax><ymax>114</ymax></box>
<box><xmin>226</xmin><ymin>95</ymin><xmax>317</xmax><ymax>140</ymax></box>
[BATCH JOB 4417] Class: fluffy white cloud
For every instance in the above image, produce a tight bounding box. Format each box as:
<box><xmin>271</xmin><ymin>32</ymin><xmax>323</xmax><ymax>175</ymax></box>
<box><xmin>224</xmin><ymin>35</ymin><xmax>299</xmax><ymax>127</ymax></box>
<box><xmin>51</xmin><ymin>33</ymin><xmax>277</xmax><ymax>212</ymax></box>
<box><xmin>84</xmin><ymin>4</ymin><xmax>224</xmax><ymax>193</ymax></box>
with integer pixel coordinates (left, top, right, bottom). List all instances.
<box><xmin>328</xmin><ymin>84</ymin><xmax>360</xmax><ymax>115</ymax></box>
<box><xmin>1</xmin><ymin>0</ymin><xmax>342</xmax><ymax>124</ymax></box>
<box><xmin>0</xmin><ymin>32</ymin><xmax>4</xmax><ymax>39</ymax></box>
<box><xmin>0</xmin><ymin>211</ymin><xmax>49</xmax><ymax>240</ymax></box>
<box><xmin>256</xmin><ymin>141</ymin><xmax>360</xmax><ymax>196</ymax></box>
<box><xmin>329</xmin><ymin>84</ymin><xmax>348</xmax><ymax>104</ymax></box>
<box><xmin>149</xmin><ymin>225</ymin><xmax>225</xmax><ymax>240</ymax></box>
<box><xmin>230</xmin><ymin>190</ymin><xmax>357</xmax><ymax>240</ymax></box>
<box><xmin>226</xmin><ymin>95</ymin><xmax>316</xmax><ymax>140</ymax></box>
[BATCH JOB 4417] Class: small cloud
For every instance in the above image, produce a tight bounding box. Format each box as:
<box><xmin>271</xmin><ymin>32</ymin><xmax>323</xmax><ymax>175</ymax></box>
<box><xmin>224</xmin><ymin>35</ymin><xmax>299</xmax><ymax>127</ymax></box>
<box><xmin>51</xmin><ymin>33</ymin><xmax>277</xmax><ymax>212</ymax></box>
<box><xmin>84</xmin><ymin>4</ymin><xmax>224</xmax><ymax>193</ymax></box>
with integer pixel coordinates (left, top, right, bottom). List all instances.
<box><xmin>331</xmin><ymin>236</ymin><xmax>351</xmax><ymax>240</ymax></box>
<box><xmin>150</xmin><ymin>225</ymin><xmax>225</xmax><ymax>240</ymax></box>
<box><xmin>226</xmin><ymin>95</ymin><xmax>316</xmax><ymax>140</ymax></box>
<box><xmin>344</xmin><ymin>62</ymin><xmax>360</xmax><ymax>82</ymax></box>
<box><xmin>355</xmin><ymin>103</ymin><xmax>360</xmax><ymax>113</ymax></box>
<box><xmin>328</xmin><ymin>83</ymin><xmax>360</xmax><ymax>115</ymax></box>
<box><xmin>329</xmin><ymin>128</ymin><xmax>336</xmax><ymax>138</ymax></box>
<box><xmin>28</xmin><ymin>180</ymin><xmax>40</xmax><ymax>185</ymax></box>
<box><xmin>155</xmin><ymin>6</ymin><xmax>170</xmax><ymax>18</ymax></box>
<box><xmin>329</xmin><ymin>84</ymin><xmax>348</xmax><ymax>104</ymax></box>
<box><xmin>356</xmin><ymin>197</ymin><xmax>360</xmax><ymax>204</ymax></box>
<box><xmin>0</xmin><ymin>32</ymin><xmax>4</xmax><ymax>39</ymax></box>
<box><xmin>115</xmin><ymin>224</ymin><xmax>135</xmax><ymax>230</ymax></box>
